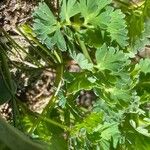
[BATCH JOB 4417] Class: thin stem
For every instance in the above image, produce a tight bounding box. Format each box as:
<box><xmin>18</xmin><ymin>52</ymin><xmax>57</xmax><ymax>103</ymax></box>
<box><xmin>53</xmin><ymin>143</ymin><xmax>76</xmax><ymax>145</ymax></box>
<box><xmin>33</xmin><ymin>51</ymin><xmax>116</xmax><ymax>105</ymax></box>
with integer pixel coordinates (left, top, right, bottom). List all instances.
<box><xmin>18</xmin><ymin>25</ymin><xmax>57</xmax><ymax>64</ymax></box>
<box><xmin>76</xmin><ymin>35</ymin><xmax>93</xmax><ymax>64</ymax></box>
<box><xmin>29</xmin><ymin>64</ymin><xmax>64</xmax><ymax>134</ymax></box>
<box><xmin>37</xmin><ymin>113</ymin><xmax>70</xmax><ymax>131</ymax></box>
<box><xmin>0</xmin><ymin>49</ymin><xmax>18</xmax><ymax>126</ymax></box>
<box><xmin>16</xmin><ymin>26</ymin><xmax>55</xmax><ymax>66</ymax></box>
<box><xmin>18</xmin><ymin>101</ymin><xmax>70</xmax><ymax>131</ymax></box>
<box><xmin>1</xmin><ymin>28</ymin><xmax>42</xmax><ymax>67</ymax></box>
<box><xmin>53</xmin><ymin>50</ymin><xmax>62</xmax><ymax>64</ymax></box>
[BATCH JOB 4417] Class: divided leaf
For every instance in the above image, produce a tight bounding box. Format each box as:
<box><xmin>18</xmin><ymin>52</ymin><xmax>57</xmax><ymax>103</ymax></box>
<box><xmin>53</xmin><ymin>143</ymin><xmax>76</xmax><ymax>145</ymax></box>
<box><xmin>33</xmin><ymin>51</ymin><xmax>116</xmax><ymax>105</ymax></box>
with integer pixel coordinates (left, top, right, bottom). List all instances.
<box><xmin>72</xmin><ymin>53</ymin><xmax>93</xmax><ymax>70</ymax></box>
<box><xmin>72</xmin><ymin>112</ymin><xmax>103</xmax><ymax>134</ymax></box>
<box><xmin>78</xmin><ymin>0</ymin><xmax>111</xmax><ymax>23</ymax></box>
<box><xmin>78</xmin><ymin>1</ymin><xmax>128</xmax><ymax>48</ymax></box>
<box><xmin>131</xmin><ymin>19</ymin><xmax>150</xmax><ymax>54</ymax></box>
<box><xmin>138</xmin><ymin>58</ymin><xmax>150</xmax><ymax>74</ymax></box>
<box><xmin>52</xmin><ymin>29</ymin><xmax>67</xmax><ymax>51</ymax></box>
<box><xmin>95</xmin><ymin>44</ymin><xmax>129</xmax><ymax>72</ymax></box>
<box><xmin>107</xmin><ymin>9</ymin><xmax>128</xmax><ymax>48</ymax></box>
<box><xmin>33</xmin><ymin>2</ymin><xmax>67</xmax><ymax>50</ymax></box>
<box><xmin>60</xmin><ymin>0</ymin><xmax>79</xmax><ymax>22</ymax></box>
<box><xmin>105</xmin><ymin>87</ymin><xmax>131</xmax><ymax>104</ymax></box>
<box><xmin>88</xmin><ymin>6</ymin><xmax>113</xmax><ymax>29</ymax></box>
<box><xmin>65</xmin><ymin>72</ymin><xmax>95</xmax><ymax>94</ymax></box>
<box><xmin>33</xmin><ymin>2</ymin><xmax>56</xmax><ymax>25</ymax></box>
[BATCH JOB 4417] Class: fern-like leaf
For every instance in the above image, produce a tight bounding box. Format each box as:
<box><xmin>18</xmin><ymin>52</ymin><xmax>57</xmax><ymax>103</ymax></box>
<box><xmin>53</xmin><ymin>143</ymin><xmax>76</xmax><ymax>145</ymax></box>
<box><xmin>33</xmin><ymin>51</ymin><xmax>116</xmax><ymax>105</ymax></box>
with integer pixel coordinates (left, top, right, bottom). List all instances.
<box><xmin>95</xmin><ymin>44</ymin><xmax>129</xmax><ymax>72</ymax></box>
<box><xmin>107</xmin><ymin>9</ymin><xmax>129</xmax><ymax>48</ymax></box>
<box><xmin>131</xmin><ymin>19</ymin><xmax>150</xmax><ymax>55</ymax></box>
<box><xmin>60</xmin><ymin>0</ymin><xmax>79</xmax><ymax>22</ymax></box>
<box><xmin>72</xmin><ymin>52</ymin><xmax>93</xmax><ymax>70</ymax></box>
<box><xmin>33</xmin><ymin>2</ymin><xmax>67</xmax><ymax>51</ymax></box>
<box><xmin>138</xmin><ymin>58</ymin><xmax>150</xmax><ymax>74</ymax></box>
<box><xmin>78</xmin><ymin>0</ymin><xmax>128</xmax><ymax>48</ymax></box>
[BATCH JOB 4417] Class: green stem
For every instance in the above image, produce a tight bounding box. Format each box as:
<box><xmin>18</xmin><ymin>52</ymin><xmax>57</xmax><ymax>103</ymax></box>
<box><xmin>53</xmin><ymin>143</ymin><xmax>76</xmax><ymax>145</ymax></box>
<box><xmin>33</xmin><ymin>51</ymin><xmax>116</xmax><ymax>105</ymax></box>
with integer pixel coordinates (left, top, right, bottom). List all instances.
<box><xmin>18</xmin><ymin>25</ymin><xmax>57</xmax><ymax>64</ymax></box>
<box><xmin>77</xmin><ymin>35</ymin><xmax>93</xmax><ymax>64</ymax></box>
<box><xmin>29</xmin><ymin>64</ymin><xmax>64</xmax><ymax>134</ymax></box>
<box><xmin>0</xmin><ymin>48</ymin><xmax>18</xmax><ymax>126</ymax></box>
<box><xmin>53</xmin><ymin>50</ymin><xmax>62</xmax><ymax>64</ymax></box>
<box><xmin>16</xmin><ymin>26</ymin><xmax>55</xmax><ymax>66</ymax></box>
<box><xmin>18</xmin><ymin>101</ymin><xmax>70</xmax><ymax>131</ymax></box>
<box><xmin>1</xmin><ymin>28</ymin><xmax>42</xmax><ymax>67</ymax></box>
<box><xmin>37</xmin><ymin>113</ymin><xmax>70</xmax><ymax>131</ymax></box>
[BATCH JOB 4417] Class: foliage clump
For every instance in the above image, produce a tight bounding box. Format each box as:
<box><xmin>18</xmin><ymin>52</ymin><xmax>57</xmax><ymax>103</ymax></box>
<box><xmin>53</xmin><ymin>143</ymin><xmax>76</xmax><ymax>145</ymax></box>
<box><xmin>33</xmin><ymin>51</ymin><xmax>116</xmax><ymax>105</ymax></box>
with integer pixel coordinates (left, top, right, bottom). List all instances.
<box><xmin>0</xmin><ymin>0</ymin><xmax>150</xmax><ymax>150</ymax></box>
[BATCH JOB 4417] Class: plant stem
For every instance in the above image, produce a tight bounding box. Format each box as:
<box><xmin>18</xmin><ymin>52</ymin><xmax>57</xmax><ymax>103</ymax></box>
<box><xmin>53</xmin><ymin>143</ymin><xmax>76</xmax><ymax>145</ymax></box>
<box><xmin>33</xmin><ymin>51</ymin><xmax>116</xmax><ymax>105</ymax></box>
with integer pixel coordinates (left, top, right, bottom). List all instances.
<box><xmin>29</xmin><ymin>64</ymin><xmax>64</xmax><ymax>134</ymax></box>
<box><xmin>18</xmin><ymin>101</ymin><xmax>70</xmax><ymax>131</ymax></box>
<box><xmin>37</xmin><ymin>113</ymin><xmax>70</xmax><ymax>131</ymax></box>
<box><xmin>18</xmin><ymin>25</ymin><xmax>58</xmax><ymax>64</ymax></box>
<box><xmin>77</xmin><ymin>35</ymin><xmax>93</xmax><ymax>64</ymax></box>
<box><xmin>1</xmin><ymin>28</ymin><xmax>42</xmax><ymax>67</ymax></box>
<box><xmin>16</xmin><ymin>26</ymin><xmax>55</xmax><ymax>66</ymax></box>
<box><xmin>0</xmin><ymin>48</ymin><xmax>18</xmax><ymax>126</ymax></box>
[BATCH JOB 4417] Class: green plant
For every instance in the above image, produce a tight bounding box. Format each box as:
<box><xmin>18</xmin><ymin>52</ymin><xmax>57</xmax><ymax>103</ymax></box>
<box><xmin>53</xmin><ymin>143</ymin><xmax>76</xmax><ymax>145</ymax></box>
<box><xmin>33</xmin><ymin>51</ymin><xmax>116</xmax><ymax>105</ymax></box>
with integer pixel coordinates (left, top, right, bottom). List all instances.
<box><xmin>0</xmin><ymin>0</ymin><xmax>150</xmax><ymax>150</ymax></box>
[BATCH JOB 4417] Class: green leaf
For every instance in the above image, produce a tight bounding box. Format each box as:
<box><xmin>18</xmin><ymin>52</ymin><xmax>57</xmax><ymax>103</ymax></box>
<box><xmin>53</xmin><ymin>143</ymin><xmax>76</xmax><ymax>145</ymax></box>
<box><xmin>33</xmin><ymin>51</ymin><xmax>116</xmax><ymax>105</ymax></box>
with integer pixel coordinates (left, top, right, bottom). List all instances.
<box><xmin>105</xmin><ymin>86</ymin><xmax>131</xmax><ymax>104</ymax></box>
<box><xmin>33</xmin><ymin>2</ymin><xmax>56</xmax><ymax>24</ymax></box>
<box><xmin>72</xmin><ymin>53</ymin><xmax>93</xmax><ymax>70</ymax></box>
<box><xmin>138</xmin><ymin>58</ymin><xmax>150</xmax><ymax>74</ymax></box>
<box><xmin>78</xmin><ymin>1</ymin><xmax>128</xmax><ymax>48</ymax></box>
<box><xmin>95</xmin><ymin>44</ymin><xmax>129</xmax><ymax>72</ymax></box>
<box><xmin>52</xmin><ymin>29</ymin><xmax>67</xmax><ymax>51</ymax></box>
<box><xmin>58</xmin><ymin>91</ymin><xmax>67</xmax><ymax>108</ymax></box>
<box><xmin>107</xmin><ymin>9</ymin><xmax>128</xmax><ymax>48</ymax></box>
<box><xmin>72</xmin><ymin>112</ymin><xmax>103</xmax><ymax>134</ymax></box>
<box><xmin>33</xmin><ymin>2</ymin><xmax>67</xmax><ymax>51</ymax></box>
<box><xmin>78</xmin><ymin>0</ymin><xmax>111</xmax><ymax>23</ymax></box>
<box><xmin>100</xmin><ymin>123</ymin><xmax>120</xmax><ymax>149</ymax></box>
<box><xmin>60</xmin><ymin>0</ymin><xmax>80</xmax><ymax>22</ymax></box>
<box><xmin>131</xmin><ymin>19</ymin><xmax>150</xmax><ymax>54</ymax></box>
<box><xmin>66</xmin><ymin>72</ymin><xmax>95</xmax><ymax>94</ymax></box>
<box><xmin>88</xmin><ymin>6</ymin><xmax>113</xmax><ymax>29</ymax></box>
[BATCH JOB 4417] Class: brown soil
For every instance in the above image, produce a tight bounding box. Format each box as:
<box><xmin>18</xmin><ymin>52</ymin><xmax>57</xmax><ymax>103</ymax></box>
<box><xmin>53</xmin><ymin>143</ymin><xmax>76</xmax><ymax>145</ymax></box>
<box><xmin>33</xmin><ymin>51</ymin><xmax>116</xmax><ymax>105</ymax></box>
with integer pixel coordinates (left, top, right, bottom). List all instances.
<box><xmin>0</xmin><ymin>0</ymin><xmax>36</xmax><ymax>33</ymax></box>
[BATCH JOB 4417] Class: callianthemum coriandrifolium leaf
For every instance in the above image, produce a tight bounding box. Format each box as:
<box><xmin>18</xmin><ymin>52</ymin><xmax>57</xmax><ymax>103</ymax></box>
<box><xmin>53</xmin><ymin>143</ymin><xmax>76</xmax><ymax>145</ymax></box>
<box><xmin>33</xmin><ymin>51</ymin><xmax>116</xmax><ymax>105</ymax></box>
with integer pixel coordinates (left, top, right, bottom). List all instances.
<box><xmin>78</xmin><ymin>0</ymin><xmax>111</xmax><ymax>23</ymax></box>
<box><xmin>107</xmin><ymin>9</ymin><xmax>128</xmax><ymax>48</ymax></box>
<box><xmin>105</xmin><ymin>86</ymin><xmax>131</xmax><ymax>103</ymax></box>
<box><xmin>60</xmin><ymin>0</ymin><xmax>79</xmax><ymax>22</ymax></box>
<box><xmin>52</xmin><ymin>29</ymin><xmax>67</xmax><ymax>51</ymax></box>
<box><xmin>95</xmin><ymin>44</ymin><xmax>128</xmax><ymax>72</ymax></box>
<box><xmin>131</xmin><ymin>19</ymin><xmax>150</xmax><ymax>54</ymax></box>
<box><xmin>78</xmin><ymin>0</ymin><xmax>128</xmax><ymax>48</ymax></box>
<box><xmin>33</xmin><ymin>2</ymin><xmax>67</xmax><ymax>50</ymax></box>
<box><xmin>31</xmin><ymin>1</ymin><xmax>150</xmax><ymax>149</ymax></box>
<box><xmin>72</xmin><ymin>112</ymin><xmax>103</xmax><ymax>134</ymax></box>
<box><xmin>89</xmin><ymin>6</ymin><xmax>113</xmax><ymax>29</ymax></box>
<box><xmin>66</xmin><ymin>73</ymin><xmax>95</xmax><ymax>94</ymax></box>
<box><xmin>138</xmin><ymin>58</ymin><xmax>150</xmax><ymax>74</ymax></box>
<box><xmin>72</xmin><ymin>53</ymin><xmax>93</xmax><ymax>70</ymax></box>
<box><xmin>33</xmin><ymin>2</ymin><xmax>56</xmax><ymax>25</ymax></box>
<box><xmin>58</xmin><ymin>91</ymin><xmax>67</xmax><ymax>108</ymax></box>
